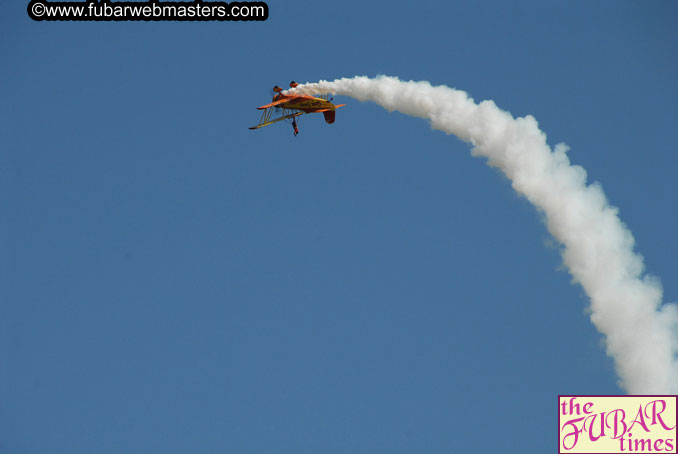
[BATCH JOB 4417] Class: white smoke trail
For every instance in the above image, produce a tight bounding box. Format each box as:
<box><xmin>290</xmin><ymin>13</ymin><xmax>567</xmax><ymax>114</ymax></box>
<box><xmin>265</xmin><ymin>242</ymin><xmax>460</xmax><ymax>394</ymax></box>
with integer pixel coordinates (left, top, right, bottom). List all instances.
<box><xmin>288</xmin><ymin>75</ymin><xmax>678</xmax><ymax>394</ymax></box>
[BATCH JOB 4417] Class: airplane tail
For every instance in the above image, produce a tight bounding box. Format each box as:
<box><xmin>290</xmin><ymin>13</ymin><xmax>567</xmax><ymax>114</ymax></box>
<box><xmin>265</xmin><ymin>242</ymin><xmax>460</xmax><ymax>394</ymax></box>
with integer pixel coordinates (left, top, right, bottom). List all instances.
<box><xmin>323</xmin><ymin>110</ymin><xmax>336</xmax><ymax>124</ymax></box>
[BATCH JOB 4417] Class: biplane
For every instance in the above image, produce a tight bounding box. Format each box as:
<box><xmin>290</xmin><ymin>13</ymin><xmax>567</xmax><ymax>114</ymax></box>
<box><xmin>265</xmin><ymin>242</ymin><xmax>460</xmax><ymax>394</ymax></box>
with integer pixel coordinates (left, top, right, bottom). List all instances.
<box><xmin>249</xmin><ymin>81</ymin><xmax>345</xmax><ymax>136</ymax></box>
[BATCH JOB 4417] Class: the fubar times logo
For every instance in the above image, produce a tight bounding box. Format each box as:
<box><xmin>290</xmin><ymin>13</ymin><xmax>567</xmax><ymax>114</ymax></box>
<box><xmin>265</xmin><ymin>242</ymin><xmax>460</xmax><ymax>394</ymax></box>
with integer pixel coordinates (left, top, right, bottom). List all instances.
<box><xmin>559</xmin><ymin>396</ymin><xmax>677</xmax><ymax>453</ymax></box>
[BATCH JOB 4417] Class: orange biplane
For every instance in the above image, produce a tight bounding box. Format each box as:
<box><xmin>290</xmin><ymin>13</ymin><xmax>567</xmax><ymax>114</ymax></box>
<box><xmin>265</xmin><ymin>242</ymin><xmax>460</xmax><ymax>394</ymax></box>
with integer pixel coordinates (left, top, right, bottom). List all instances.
<box><xmin>249</xmin><ymin>81</ymin><xmax>345</xmax><ymax>136</ymax></box>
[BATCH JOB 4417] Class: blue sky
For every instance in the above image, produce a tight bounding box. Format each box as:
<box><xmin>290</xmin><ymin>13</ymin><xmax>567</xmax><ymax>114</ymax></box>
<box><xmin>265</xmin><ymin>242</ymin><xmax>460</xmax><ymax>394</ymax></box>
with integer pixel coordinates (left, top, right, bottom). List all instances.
<box><xmin>2</xmin><ymin>1</ymin><xmax>677</xmax><ymax>452</ymax></box>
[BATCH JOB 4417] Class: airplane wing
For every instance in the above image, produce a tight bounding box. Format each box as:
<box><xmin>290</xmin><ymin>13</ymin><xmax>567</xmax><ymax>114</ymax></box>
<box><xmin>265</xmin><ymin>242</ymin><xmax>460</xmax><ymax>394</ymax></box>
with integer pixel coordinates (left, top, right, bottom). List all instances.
<box><xmin>248</xmin><ymin>111</ymin><xmax>304</xmax><ymax>130</ymax></box>
<box><xmin>256</xmin><ymin>96</ymin><xmax>302</xmax><ymax>110</ymax></box>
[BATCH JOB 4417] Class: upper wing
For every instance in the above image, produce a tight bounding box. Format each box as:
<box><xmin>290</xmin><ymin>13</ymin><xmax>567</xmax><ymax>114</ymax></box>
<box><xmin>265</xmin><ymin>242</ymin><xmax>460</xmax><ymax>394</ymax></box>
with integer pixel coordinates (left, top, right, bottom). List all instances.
<box><xmin>249</xmin><ymin>111</ymin><xmax>304</xmax><ymax>130</ymax></box>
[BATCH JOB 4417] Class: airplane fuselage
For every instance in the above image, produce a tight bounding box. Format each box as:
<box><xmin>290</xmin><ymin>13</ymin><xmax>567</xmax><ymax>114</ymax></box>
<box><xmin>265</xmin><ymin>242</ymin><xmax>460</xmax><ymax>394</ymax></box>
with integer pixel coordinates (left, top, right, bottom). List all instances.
<box><xmin>277</xmin><ymin>96</ymin><xmax>336</xmax><ymax>113</ymax></box>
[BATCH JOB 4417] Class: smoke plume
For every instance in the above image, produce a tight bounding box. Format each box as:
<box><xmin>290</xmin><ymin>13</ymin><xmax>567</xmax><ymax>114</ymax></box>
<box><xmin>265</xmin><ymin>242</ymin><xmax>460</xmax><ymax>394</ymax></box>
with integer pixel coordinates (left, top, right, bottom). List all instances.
<box><xmin>288</xmin><ymin>75</ymin><xmax>678</xmax><ymax>394</ymax></box>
